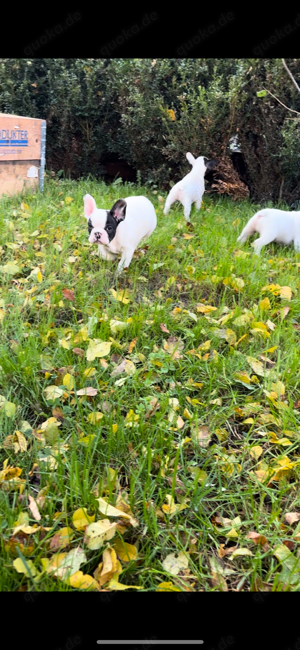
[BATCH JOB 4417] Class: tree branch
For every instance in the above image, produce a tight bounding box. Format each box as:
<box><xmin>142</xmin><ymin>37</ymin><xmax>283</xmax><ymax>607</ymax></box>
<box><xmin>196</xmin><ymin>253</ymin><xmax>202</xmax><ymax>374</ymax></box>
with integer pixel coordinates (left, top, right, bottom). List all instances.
<box><xmin>282</xmin><ymin>58</ymin><xmax>300</xmax><ymax>93</ymax></box>
<box><xmin>262</xmin><ymin>87</ymin><xmax>300</xmax><ymax>116</ymax></box>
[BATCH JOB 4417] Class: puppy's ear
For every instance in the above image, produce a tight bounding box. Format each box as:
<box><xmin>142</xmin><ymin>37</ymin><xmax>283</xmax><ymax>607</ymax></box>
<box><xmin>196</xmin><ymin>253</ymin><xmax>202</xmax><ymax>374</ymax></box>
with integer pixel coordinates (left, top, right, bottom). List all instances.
<box><xmin>83</xmin><ymin>194</ymin><xmax>97</xmax><ymax>220</ymax></box>
<box><xmin>186</xmin><ymin>152</ymin><xmax>196</xmax><ymax>166</ymax></box>
<box><xmin>110</xmin><ymin>199</ymin><xmax>127</xmax><ymax>221</ymax></box>
<box><xmin>205</xmin><ymin>158</ymin><xmax>219</xmax><ymax>171</ymax></box>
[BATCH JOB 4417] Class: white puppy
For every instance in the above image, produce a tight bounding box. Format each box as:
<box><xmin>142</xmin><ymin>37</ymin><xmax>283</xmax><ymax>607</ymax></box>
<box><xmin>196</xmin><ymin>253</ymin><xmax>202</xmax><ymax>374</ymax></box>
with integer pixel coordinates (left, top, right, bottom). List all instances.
<box><xmin>237</xmin><ymin>208</ymin><xmax>300</xmax><ymax>255</ymax></box>
<box><xmin>83</xmin><ymin>194</ymin><xmax>157</xmax><ymax>273</ymax></box>
<box><xmin>163</xmin><ymin>152</ymin><xmax>218</xmax><ymax>221</ymax></box>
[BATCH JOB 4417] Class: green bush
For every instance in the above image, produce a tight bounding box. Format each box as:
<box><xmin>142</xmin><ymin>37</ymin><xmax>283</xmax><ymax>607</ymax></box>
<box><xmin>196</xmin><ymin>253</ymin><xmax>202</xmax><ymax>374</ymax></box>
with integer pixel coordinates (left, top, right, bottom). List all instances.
<box><xmin>1</xmin><ymin>58</ymin><xmax>300</xmax><ymax>202</ymax></box>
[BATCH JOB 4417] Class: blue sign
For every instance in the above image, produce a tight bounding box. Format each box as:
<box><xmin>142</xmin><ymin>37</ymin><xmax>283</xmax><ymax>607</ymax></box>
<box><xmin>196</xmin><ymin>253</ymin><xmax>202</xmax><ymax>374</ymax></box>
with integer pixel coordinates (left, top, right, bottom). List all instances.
<box><xmin>0</xmin><ymin>129</ymin><xmax>28</xmax><ymax>147</ymax></box>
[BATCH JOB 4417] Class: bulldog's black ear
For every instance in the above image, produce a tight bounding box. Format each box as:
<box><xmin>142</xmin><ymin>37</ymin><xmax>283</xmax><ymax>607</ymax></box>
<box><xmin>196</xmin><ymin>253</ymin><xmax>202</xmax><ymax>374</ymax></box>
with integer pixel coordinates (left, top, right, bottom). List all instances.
<box><xmin>110</xmin><ymin>199</ymin><xmax>127</xmax><ymax>222</ymax></box>
<box><xmin>204</xmin><ymin>158</ymin><xmax>219</xmax><ymax>171</ymax></box>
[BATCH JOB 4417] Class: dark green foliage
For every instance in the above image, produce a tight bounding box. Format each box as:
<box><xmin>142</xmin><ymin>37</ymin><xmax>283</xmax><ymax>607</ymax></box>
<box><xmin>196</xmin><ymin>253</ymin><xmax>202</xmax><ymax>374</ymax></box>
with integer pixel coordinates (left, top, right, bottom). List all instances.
<box><xmin>1</xmin><ymin>58</ymin><xmax>300</xmax><ymax>201</ymax></box>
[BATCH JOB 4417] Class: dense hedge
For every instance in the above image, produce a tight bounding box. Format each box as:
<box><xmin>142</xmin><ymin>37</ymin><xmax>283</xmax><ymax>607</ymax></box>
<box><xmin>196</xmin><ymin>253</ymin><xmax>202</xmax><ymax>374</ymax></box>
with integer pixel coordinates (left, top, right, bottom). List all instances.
<box><xmin>1</xmin><ymin>58</ymin><xmax>300</xmax><ymax>202</ymax></box>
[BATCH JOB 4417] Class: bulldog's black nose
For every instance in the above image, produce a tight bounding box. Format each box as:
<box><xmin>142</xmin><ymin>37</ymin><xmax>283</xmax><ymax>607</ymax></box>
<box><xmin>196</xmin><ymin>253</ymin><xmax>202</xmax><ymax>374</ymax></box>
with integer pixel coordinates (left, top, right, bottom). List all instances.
<box><xmin>94</xmin><ymin>232</ymin><xmax>101</xmax><ymax>240</ymax></box>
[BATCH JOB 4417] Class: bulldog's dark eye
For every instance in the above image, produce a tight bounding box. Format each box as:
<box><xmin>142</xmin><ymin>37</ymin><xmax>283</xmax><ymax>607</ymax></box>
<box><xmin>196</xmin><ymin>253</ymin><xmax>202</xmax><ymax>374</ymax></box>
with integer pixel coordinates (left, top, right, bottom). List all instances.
<box><xmin>106</xmin><ymin>225</ymin><xmax>112</xmax><ymax>231</ymax></box>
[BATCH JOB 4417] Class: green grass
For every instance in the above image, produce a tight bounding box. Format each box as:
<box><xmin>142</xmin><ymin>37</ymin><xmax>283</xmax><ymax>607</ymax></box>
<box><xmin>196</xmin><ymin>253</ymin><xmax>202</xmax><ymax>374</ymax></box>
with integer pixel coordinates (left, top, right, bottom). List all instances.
<box><xmin>1</xmin><ymin>174</ymin><xmax>300</xmax><ymax>592</ymax></box>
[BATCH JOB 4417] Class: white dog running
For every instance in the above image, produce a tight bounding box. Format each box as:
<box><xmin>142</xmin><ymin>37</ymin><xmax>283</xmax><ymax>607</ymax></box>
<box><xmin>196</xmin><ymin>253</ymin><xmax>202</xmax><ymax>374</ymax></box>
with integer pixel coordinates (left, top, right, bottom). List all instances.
<box><xmin>237</xmin><ymin>208</ymin><xmax>300</xmax><ymax>255</ymax></box>
<box><xmin>163</xmin><ymin>152</ymin><xmax>218</xmax><ymax>222</ymax></box>
<box><xmin>83</xmin><ymin>194</ymin><xmax>157</xmax><ymax>273</ymax></box>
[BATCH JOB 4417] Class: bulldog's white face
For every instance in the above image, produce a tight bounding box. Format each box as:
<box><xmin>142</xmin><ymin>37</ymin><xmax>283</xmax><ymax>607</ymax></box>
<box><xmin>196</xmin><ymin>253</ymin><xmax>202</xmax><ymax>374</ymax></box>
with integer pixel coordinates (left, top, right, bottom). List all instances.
<box><xmin>83</xmin><ymin>194</ymin><xmax>126</xmax><ymax>246</ymax></box>
<box><xmin>83</xmin><ymin>194</ymin><xmax>108</xmax><ymax>244</ymax></box>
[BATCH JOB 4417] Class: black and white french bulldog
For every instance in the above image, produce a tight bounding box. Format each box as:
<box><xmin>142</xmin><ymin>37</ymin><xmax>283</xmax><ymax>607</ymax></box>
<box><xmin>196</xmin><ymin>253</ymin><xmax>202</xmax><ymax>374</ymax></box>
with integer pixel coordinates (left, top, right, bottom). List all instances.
<box><xmin>83</xmin><ymin>194</ymin><xmax>157</xmax><ymax>273</ymax></box>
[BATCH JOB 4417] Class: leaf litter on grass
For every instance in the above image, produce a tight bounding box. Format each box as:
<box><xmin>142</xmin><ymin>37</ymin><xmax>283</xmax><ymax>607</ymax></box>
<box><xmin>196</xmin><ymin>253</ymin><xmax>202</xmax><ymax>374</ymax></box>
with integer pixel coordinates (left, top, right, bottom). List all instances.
<box><xmin>2</xmin><ymin>181</ymin><xmax>300</xmax><ymax>591</ymax></box>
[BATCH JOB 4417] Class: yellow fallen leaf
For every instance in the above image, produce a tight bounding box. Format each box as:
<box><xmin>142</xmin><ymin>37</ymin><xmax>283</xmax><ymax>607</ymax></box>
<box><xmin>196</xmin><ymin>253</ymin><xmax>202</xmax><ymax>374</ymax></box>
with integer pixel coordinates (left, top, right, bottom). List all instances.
<box><xmin>13</xmin><ymin>557</ymin><xmax>39</xmax><ymax>579</ymax></box>
<box><xmin>113</xmin><ymin>538</ymin><xmax>137</xmax><ymax>562</ymax></box>
<box><xmin>249</xmin><ymin>446</ymin><xmax>263</xmax><ymax>460</ymax></box>
<box><xmin>109</xmin><ymin>288</ymin><xmax>132</xmax><ymax>304</ymax></box>
<box><xmin>233</xmin><ymin>371</ymin><xmax>252</xmax><ymax>387</ymax></box>
<box><xmin>72</xmin><ymin>508</ymin><xmax>95</xmax><ymax>530</ymax></box>
<box><xmin>96</xmin><ymin>547</ymin><xmax>121</xmax><ymax>587</ymax></box>
<box><xmin>156</xmin><ymin>581</ymin><xmax>181</xmax><ymax>591</ymax></box>
<box><xmin>229</xmin><ymin>548</ymin><xmax>253</xmax><ymax>559</ymax></box>
<box><xmin>106</xmin><ymin>576</ymin><xmax>142</xmax><ymax>590</ymax></box>
<box><xmin>246</xmin><ymin>356</ymin><xmax>266</xmax><ymax>377</ymax></box>
<box><xmin>87</xmin><ymin>411</ymin><xmax>103</xmax><ymax>424</ymax></box>
<box><xmin>66</xmin><ymin>570</ymin><xmax>99</xmax><ymax>590</ymax></box>
<box><xmin>196</xmin><ymin>303</ymin><xmax>217</xmax><ymax>313</ymax></box>
<box><xmin>63</xmin><ymin>373</ymin><xmax>75</xmax><ymax>390</ymax></box>
<box><xmin>48</xmin><ymin>547</ymin><xmax>87</xmax><ymax>579</ymax></box>
<box><xmin>15</xmin><ymin>430</ymin><xmax>28</xmax><ymax>452</ymax></box>
<box><xmin>86</xmin><ymin>340</ymin><xmax>112</xmax><ymax>361</ymax></box>
<box><xmin>162</xmin><ymin>551</ymin><xmax>189</xmax><ymax>575</ymax></box>
<box><xmin>84</xmin><ymin>519</ymin><xmax>117</xmax><ymax>550</ymax></box>
<box><xmin>110</xmin><ymin>319</ymin><xmax>129</xmax><ymax>335</ymax></box>
<box><xmin>97</xmin><ymin>497</ymin><xmax>138</xmax><ymax>527</ymax></box>
<box><xmin>259</xmin><ymin>297</ymin><xmax>271</xmax><ymax>310</ymax></box>
<box><xmin>280</xmin><ymin>286</ymin><xmax>292</xmax><ymax>301</ymax></box>
<box><xmin>271</xmin><ymin>380</ymin><xmax>285</xmax><ymax>396</ymax></box>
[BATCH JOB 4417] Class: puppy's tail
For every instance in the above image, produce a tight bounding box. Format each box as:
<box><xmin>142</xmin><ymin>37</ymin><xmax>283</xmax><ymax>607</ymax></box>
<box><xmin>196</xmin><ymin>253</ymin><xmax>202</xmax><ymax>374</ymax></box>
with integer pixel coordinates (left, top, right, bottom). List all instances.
<box><xmin>237</xmin><ymin>211</ymin><xmax>263</xmax><ymax>243</ymax></box>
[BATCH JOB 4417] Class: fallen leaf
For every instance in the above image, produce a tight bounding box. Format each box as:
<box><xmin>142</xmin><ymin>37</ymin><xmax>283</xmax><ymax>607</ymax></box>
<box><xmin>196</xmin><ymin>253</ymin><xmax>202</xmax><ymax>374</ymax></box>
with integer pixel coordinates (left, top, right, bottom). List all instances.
<box><xmin>284</xmin><ymin>512</ymin><xmax>300</xmax><ymax>526</ymax></box>
<box><xmin>128</xmin><ymin>337</ymin><xmax>138</xmax><ymax>353</ymax></box>
<box><xmin>162</xmin><ymin>551</ymin><xmax>189</xmax><ymax>575</ymax></box>
<box><xmin>164</xmin><ymin>336</ymin><xmax>184</xmax><ymax>359</ymax></box>
<box><xmin>13</xmin><ymin>557</ymin><xmax>39</xmax><ymax>580</ymax></box>
<box><xmin>76</xmin><ymin>387</ymin><xmax>98</xmax><ymax>396</ymax></box>
<box><xmin>109</xmin><ymin>288</ymin><xmax>132</xmax><ymax>304</ymax></box>
<box><xmin>86</xmin><ymin>340</ymin><xmax>112</xmax><ymax>361</ymax></box>
<box><xmin>96</xmin><ymin>547</ymin><xmax>121</xmax><ymax>586</ymax></box>
<box><xmin>280</xmin><ymin>286</ymin><xmax>292</xmax><ymax>301</ymax></box>
<box><xmin>3</xmin><ymin>401</ymin><xmax>16</xmax><ymax>417</ymax></box>
<box><xmin>113</xmin><ymin>538</ymin><xmax>137</xmax><ymax>562</ymax></box>
<box><xmin>111</xmin><ymin>359</ymin><xmax>136</xmax><ymax>376</ymax></box>
<box><xmin>97</xmin><ymin>497</ymin><xmax>138</xmax><ymax>527</ymax></box>
<box><xmin>218</xmin><ymin>544</ymin><xmax>238</xmax><ymax>558</ymax></box>
<box><xmin>246</xmin><ymin>531</ymin><xmax>268</xmax><ymax>546</ymax></box>
<box><xmin>63</xmin><ymin>373</ymin><xmax>75</xmax><ymax>391</ymax></box>
<box><xmin>84</xmin><ymin>519</ymin><xmax>117</xmax><ymax>550</ymax></box>
<box><xmin>28</xmin><ymin>495</ymin><xmax>41</xmax><ymax>521</ymax></box>
<box><xmin>72</xmin><ymin>348</ymin><xmax>85</xmax><ymax>357</ymax></box>
<box><xmin>50</xmin><ymin>527</ymin><xmax>73</xmax><ymax>551</ymax></box>
<box><xmin>0</xmin><ymin>262</ymin><xmax>20</xmax><ymax>275</ymax></box>
<box><xmin>62</xmin><ymin>288</ymin><xmax>75</xmax><ymax>301</ymax></box>
<box><xmin>72</xmin><ymin>508</ymin><xmax>95</xmax><ymax>530</ymax></box>
<box><xmin>249</xmin><ymin>446</ymin><xmax>263</xmax><ymax>460</ymax></box>
<box><xmin>160</xmin><ymin>323</ymin><xmax>170</xmax><ymax>333</ymax></box>
<box><xmin>246</xmin><ymin>356</ymin><xmax>266</xmax><ymax>377</ymax></box>
<box><xmin>110</xmin><ymin>319</ymin><xmax>129</xmax><ymax>335</ymax></box>
<box><xmin>233</xmin><ymin>371</ymin><xmax>253</xmax><ymax>388</ymax></box>
<box><xmin>191</xmin><ymin>423</ymin><xmax>211</xmax><ymax>448</ymax></box>
<box><xmin>44</xmin><ymin>386</ymin><xmax>64</xmax><ymax>400</ymax></box>
<box><xmin>47</xmin><ymin>547</ymin><xmax>87</xmax><ymax>580</ymax></box>
<box><xmin>259</xmin><ymin>297</ymin><xmax>271</xmax><ymax>311</ymax></box>
<box><xmin>87</xmin><ymin>411</ymin><xmax>103</xmax><ymax>424</ymax></box>
<box><xmin>156</xmin><ymin>581</ymin><xmax>181</xmax><ymax>591</ymax></box>
<box><xmin>229</xmin><ymin>548</ymin><xmax>253</xmax><ymax>559</ymax></box>
<box><xmin>66</xmin><ymin>570</ymin><xmax>99</xmax><ymax>590</ymax></box>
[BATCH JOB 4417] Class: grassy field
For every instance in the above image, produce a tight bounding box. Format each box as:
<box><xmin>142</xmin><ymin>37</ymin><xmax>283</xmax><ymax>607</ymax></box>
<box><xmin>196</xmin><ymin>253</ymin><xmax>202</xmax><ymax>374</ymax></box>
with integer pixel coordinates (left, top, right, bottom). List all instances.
<box><xmin>1</xmin><ymin>175</ymin><xmax>300</xmax><ymax>592</ymax></box>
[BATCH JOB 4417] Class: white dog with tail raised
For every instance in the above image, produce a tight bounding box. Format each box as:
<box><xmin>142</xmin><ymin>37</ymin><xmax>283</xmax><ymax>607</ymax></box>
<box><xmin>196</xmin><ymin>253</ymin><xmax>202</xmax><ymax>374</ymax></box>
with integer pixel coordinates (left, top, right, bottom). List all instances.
<box><xmin>237</xmin><ymin>208</ymin><xmax>300</xmax><ymax>255</ymax></box>
<box><xmin>164</xmin><ymin>152</ymin><xmax>218</xmax><ymax>222</ymax></box>
<box><xmin>83</xmin><ymin>194</ymin><xmax>157</xmax><ymax>273</ymax></box>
